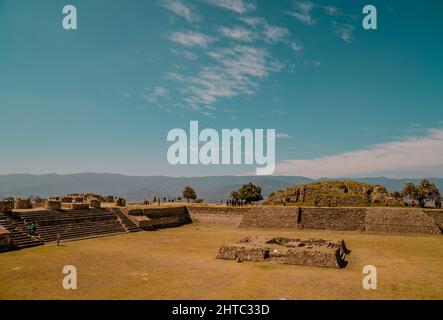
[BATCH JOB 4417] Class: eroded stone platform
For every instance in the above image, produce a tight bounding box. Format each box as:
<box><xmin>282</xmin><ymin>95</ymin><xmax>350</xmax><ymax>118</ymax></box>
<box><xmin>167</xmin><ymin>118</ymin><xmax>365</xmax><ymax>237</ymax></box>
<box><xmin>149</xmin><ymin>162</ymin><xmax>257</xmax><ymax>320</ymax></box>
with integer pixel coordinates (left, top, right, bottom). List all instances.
<box><xmin>217</xmin><ymin>236</ymin><xmax>350</xmax><ymax>268</ymax></box>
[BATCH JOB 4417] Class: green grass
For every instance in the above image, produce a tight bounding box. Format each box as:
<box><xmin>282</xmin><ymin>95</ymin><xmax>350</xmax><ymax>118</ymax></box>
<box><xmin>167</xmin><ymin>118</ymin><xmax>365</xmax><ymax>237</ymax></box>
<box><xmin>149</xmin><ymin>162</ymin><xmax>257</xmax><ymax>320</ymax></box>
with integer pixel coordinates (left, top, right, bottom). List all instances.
<box><xmin>1</xmin><ymin>223</ymin><xmax>442</xmax><ymax>300</ymax></box>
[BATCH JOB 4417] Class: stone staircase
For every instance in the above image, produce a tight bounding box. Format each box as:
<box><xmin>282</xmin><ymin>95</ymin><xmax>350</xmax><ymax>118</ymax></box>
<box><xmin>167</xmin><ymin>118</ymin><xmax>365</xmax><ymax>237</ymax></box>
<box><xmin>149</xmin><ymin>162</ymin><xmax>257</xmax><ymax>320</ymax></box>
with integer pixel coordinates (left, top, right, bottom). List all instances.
<box><xmin>0</xmin><ymin>213</ymin><xmax>44</xmax><ymax>250</ymax></box>
<box><xmin>111</xmin><ymin>209</ymin><xmax>141</xmax><ymax>233</ymax></box>
<box><xmin>14</xmin><ymin>210</ymin><xmax>128</xmax><ymax>243</ymax></box>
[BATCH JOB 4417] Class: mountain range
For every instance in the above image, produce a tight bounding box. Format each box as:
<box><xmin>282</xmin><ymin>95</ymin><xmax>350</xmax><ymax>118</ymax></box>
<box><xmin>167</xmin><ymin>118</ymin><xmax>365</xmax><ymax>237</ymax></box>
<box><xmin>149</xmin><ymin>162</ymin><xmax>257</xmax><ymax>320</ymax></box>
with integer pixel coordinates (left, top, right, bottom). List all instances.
<box><xmin>0</xmin><ymin>173</ymin><xmax>442</xmax><ymax>203</ymax></box>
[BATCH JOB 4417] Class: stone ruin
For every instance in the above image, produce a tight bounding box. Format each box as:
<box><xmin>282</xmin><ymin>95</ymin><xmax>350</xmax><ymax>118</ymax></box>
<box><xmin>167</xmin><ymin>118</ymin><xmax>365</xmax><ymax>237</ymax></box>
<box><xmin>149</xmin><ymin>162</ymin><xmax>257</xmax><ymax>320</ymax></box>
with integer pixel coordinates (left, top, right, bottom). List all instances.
<box><xmin>65</xmin><ymin>203</ymin><xmax>90</xmax><ymax>210</ymax></box>
<box><xmin>0</xmin><ymin>200</ymin><xmax>14</xmax><ymax>213</ymax></box>
<box><xmin>45</xmin><ymin>200</ymin><xmax>62</xmax><ymax>210</ymax></box>
<box><xmin>217</xmin><ymin>236</ymin><xmax>351</xmax><ymax>268</ymax></box>
<box><xmin>88</xmin><ymin>198</ymin><xmax>101</xmax><ymax>209</ymax></box>
<box><xmin>115</xmin><ymin>198</ymin><xmax>126</xmax><ymax>207</ymax></box>
<box><xmin>15</xmin><ymin>198</ymin><xmax>32</xmax><ymax>210</ymax></box>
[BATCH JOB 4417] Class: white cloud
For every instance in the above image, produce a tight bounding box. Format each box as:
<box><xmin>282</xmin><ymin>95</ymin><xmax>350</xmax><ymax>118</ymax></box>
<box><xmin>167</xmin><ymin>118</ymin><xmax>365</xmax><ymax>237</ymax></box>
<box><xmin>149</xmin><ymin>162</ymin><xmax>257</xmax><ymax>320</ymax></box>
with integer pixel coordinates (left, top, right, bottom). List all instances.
<box><xmin>288</xmin><ymin>1</ymin><xmax>316</xmax><ymax>26</ymax></box>
<box><xmin>274</xmin><ymin>129</ymin><xmax>443</xmax><ymax>178</ymax></box>
<box><xmin>160</xmin><ymin>0</ymin><xmax>200</xmax><ymax>22</ymax></box>
<box><xmin>170</xmin><ymin>49</ymin><xmax>199</xmax><ymax>60</ymax></box>
<box><xmin>290</xmin><ymin>41</ymin><xmax>304</xmax><ymax>54</ymax></box>
<box><xmin>166</xmin><ymin>46</ymin><xmax>283</xmax><ymax>110</ymax></box>
<box><xmin>142</xmin><ymin>86</ymin><xmax>170</xmax><ymax>103</ymax></box>
<box><xmin>217</xmin><ymin>26</ymin><xmax>255</xmax><ymax>42</ymax></box>
<box><xmin>239</xmin><ymin>16</ymin><xmax>266</xmax><ymax>28</ymax></box>
<box><xmin>169</xmin><ymin>31</ymin><xmax>215</xmax><ymax>48</ymax></box>
<box><xmin>332</xmin><ymin>21</ymin><xmax>355</xmax><ymax>43</ymax></box>
<box><xmin>204</xmin><ymin>0</ymin><xmax>255</xmax><ymax>14</ymax></box>
<box><xmin>263</xmin><ymin>24</ymin><xmax>289</xmax><ymax>43</ymax></box>
<box><xmin>239</xmin><ymin>17</ymin><xmax>290</xmax><ymax>44</ymax></box>
<box><xmin>324</xmin><ymin>6</ymin><xmax>341</xmax><ymax>16</ymax></box>
<box><xmin>115</xmin><ymin>88</ymin><xmax>131</xmax><ymax>98</ymax></box>
<box><xmin>276</xmin><ymin>133</ymin><xmax>291</xmax><ymax>139</ymax></box>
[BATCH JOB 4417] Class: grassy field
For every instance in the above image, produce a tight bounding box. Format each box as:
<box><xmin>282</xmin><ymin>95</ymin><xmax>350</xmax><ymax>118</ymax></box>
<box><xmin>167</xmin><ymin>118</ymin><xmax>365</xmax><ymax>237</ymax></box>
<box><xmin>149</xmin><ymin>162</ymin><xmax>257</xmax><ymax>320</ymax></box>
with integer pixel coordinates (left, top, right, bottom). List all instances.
<box><xmin>1</xmin><ymin>223</ymin><xmax>442</xmax><ymax>300</ymax></box>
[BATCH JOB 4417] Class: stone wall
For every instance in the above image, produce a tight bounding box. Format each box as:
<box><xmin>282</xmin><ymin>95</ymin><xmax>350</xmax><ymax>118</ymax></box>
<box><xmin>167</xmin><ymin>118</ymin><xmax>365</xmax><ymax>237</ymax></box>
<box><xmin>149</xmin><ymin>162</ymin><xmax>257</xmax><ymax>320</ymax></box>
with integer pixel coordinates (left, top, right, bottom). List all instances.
<box><xmin>123</xmin><ymin>206</ymin><xmax>192</xmax><ymax>230</ymax></box>
<box><xmin>185</xmin><ymin>205</ymin><xmax>442</xmax><ymax>235</ymax></box>
<box><xmin>299</xmin><ymin>207</ymin><xmax>367</xmax><ymax>231</ymax></box>
<box><xmin>0</xmin><ymin>200</ymin><xmax>14</xmax><ymax>213</ymax></box>
<box><xmin>15</xmin><ymin>198</ymin><xmax>32</xmax><ymax>210</ymax></box>
<box><xmin>187</xmin><ymin>206</ymin><xmax>248</xmax><ymax>226</ymax></box>
<box><xmin>0</xmin><ymin>225</ymin><xmax>12</xmax><ymax>252</ymax></box>
<box><xmin>364</xmin><ymin>208</ymin><xmax>441</xmax><ymax>234</ymax></box>
<box><xmin>425</xmin><ymin>210</ymin><xmax>443</xmax><ymax>231</ymax></box>
<box><xmin>240</xmin><ymin>207</ymin><xmax>299</xmax><ymax>229</ymax></box>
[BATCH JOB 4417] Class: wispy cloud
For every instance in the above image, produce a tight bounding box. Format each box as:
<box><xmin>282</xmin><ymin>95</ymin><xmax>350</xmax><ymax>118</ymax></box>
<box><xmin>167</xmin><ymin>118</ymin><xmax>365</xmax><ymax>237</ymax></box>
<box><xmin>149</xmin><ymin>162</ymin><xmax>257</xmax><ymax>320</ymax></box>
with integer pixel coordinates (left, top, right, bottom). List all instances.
<box><xmin>169</xmin><ymin>31</ymin><xmax>216</xmax><ymax>48</ymax></box>
<box><xmin>170</xmin><ymin>49</ymin><xmax>199</xmax><ymax>60</ymax></box>
<box><xmin>274</xmin><ymin>128</ymin><xmax>443</xmax><ymax>178</ymax></box>
<box><xmin>217</xmin><ymin>26</ymin><xmax>255</xmax><ymax>42</ymax></box>
<box><xmin>323</xmin><ymin>6</ymin><xmax>342</xmax><ymax>16</ymax></box>
<box><xmin>288</xmin><ymin>1</ymin><xmax>356</xmax><ymax>43</ymax></box>
<box><xmin>263</xmin><ymin>24</ymin><xmax>289</xmax><ymax>43</ymax></box>
<box><xmin>160</xmin><ymin>0</ymin><xmax>200</xmax><ymax>22</ymax></box>
<box><xmin>204</xmin><ymin>0</ymin><xmax>255</xmax><ymax>14</ymax></box>
<box><xmin>239</xmin><ymin>17</ymin><xmax>290</xmax><ymax>44</ymax></box>
<box><xmin>276</xmin><ymin>133</ymin><xmax>292</xmax><ymax>139</ymax></box>
<box><xmin>332</xmin><ymin>21</ymin><xmax>355</xmax><ymax>43</ymax></box>
<box><xmin>290</xmin><ymin>41</ymin><xmax>304</xmax><ymax>54</ymax></box>
<box><xmin>157</xmin><ymin>3</ymin><xmax>304</xmax><ymax>115</ymax></box>
<box><xmin>115</xmin><ymin>88</ymin><xmax>131</xmax><ymax>98</ymax></box>
<box><xmin>166</xmin><ymin>46</ymin><xmax>283</xmax><ymax>110</ymax></box>
<box><xmin>288</xmin><ymin>1</ymin><xmax>316</xmax><ymax>26</ymax></box>
<box><xmin>142</xmin><ymin>86</ymin><xmax>171</xmax><ymax>104</ymax></box>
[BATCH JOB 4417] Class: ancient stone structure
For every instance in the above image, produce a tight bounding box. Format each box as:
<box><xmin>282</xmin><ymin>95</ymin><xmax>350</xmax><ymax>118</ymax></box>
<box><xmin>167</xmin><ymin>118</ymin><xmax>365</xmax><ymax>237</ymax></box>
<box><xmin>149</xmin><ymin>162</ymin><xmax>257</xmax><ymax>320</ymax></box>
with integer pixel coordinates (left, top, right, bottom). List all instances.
<box><xmin>45</xmin><ymin>200</ymin><xmax>62</xmax><ymax>210</ymax></box>
<box><xmin>190</xmin><ymin>206</ymin><xmax>442</xmax><ymax>235</ymax></box>
<box><xmin>115</xmin><ymin>198</ymin><xmax>126</xmax><ymax>207</ymax></box>
<box><xmin>298</xmin><ymin>207</ymin><xmax>367</xmax><ymax>231</ymax></box>
<box><xmin>0</xmin><ymin>200</ymin><xmax>14</xmax><ymax>213</ymax></box>
<box><xmin>124</xmin><ymin>207</ymin><xmax>192</xmax><ymax>230</ymax></box>
<box><xmin>240</xmin><ymin>207</ymin><xmax>299</xmax><ymax>229</ymax></box>
<box><xmin>187</xmin><ymin>206</ymin><xmax>247</xmax><ymax>226</ymax></box>
<box><xmin>89</xmin><ymin>199</ymin><xmax>101</xmax><ymax>209</ymax></box>
<box><xmin>0</xmin><ymin>225</ymin><xmax>12</xmax><ymax>252</ymax></box>
<box><xmin>66</xmin><ymin>203</ymin><xmax>90</xmax><ymax>210</ymax></box>
<box><xmin>61</xmin><ymin>197</ymin><xmax>73</xmax><ymax>203</ymax></box>
<box><xmin>15</xmin><ymin>198</ymin><xmax>32</xmax><ymax>210</ymax></box>
<box><xmin>33</xmin><ymin>198</ymin><xmax>46</xmax><ymax>208</ymax></box>
<box><xmin>364</xmin><ymin>208</ymin><xmax>441</xmax><ymax>234</ymax></box>
<box><xmin>425</xmin><ymin>210</ymin><xmax>443</xmax><ymax>231</ymax></box>
<box><xmin>73</xmin><ymin>197</ymin><xmax>84</xmax><ymax>203</ymax></box>
<box><xmin>217</xmin><ymin>236</ymin><xmax>350</xmax><ymax>268</ymax></box>
<box><xmin>265</xmin><ymin>181</ymin><xmax>404</xmax><ymax>207</ymax></box>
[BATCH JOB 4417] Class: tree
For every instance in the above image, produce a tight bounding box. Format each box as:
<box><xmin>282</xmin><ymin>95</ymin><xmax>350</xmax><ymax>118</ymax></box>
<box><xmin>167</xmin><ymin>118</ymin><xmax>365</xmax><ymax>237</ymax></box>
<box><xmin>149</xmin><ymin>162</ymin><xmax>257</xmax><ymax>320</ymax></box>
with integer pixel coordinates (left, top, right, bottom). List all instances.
<box><xmin>401</xmin><ymin>179</ymin><xmax>440</xmax><ymax>208</ymax></box>
<box><xmin>182</xmin><ymin>186</ymin><xmax>197</xmax><ymax>203</ymax></box>
<box><xmin>237</xmin><ymin>182</ymin><xmax>263</xmax><ymax>205</ymax></box>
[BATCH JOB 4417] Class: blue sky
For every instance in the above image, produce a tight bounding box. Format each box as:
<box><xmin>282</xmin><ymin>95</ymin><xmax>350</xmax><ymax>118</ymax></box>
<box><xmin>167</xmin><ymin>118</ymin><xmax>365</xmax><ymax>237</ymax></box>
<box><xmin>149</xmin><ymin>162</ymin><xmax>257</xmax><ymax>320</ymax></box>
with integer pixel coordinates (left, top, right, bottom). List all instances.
<box><xmin>0</xmin><ymin>0</ymin><xmax>442</xmax><ymax>177</ymax></box>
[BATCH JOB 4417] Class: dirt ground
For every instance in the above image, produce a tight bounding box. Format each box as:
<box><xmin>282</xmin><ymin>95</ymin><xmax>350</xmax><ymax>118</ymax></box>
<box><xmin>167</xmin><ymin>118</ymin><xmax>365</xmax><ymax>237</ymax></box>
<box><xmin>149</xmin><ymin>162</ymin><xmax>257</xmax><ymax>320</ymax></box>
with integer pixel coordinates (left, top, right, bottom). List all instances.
<box><xmin>0</xmin><ymin>223</ymin><xmax>442</xmax><ymax>300</ymax></box>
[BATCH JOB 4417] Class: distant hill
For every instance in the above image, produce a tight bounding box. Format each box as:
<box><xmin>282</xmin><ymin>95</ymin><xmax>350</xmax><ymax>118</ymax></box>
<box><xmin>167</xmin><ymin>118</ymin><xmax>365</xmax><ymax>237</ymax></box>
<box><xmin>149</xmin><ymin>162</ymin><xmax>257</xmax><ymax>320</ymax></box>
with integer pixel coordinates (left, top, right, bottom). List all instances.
<box><xmin>0</xmin><ymin>173</ymin><xmax>442</xmax><ymax>203</ymax></box>
<box><xmin>264</xmin><ymin>180</ymin><xmax>404</xmax><ymax>207</ymax></box>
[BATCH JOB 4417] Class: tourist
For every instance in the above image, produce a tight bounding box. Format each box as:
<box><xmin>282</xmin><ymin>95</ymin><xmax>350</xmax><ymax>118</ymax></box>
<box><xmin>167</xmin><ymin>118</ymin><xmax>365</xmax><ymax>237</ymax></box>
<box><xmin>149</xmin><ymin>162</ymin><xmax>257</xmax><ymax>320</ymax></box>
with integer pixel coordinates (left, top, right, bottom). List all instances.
<box><xmin>57</xmin><ymin>233</ymin><xmax>61</xmax><ymax>246</ymax></box>
<box><xmin>28</xmin><ymin>222</ymin><xmax>36</xmax><ymax>236</ymax></box>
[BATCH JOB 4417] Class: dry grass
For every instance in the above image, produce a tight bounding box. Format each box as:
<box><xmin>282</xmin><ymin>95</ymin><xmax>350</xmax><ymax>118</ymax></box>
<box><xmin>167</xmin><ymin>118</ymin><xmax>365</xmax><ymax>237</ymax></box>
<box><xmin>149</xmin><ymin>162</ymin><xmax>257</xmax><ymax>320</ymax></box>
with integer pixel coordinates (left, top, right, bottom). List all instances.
<box><xmin>0</xmin><ymin>223</ymin><xmax>442</xmax><ymax>300</ymax></box>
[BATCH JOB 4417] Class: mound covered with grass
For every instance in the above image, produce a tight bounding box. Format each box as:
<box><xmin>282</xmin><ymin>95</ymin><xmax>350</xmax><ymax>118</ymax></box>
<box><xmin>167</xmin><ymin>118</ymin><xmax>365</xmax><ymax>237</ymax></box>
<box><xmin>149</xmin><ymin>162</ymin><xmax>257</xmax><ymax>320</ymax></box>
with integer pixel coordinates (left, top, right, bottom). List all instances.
<box><xmin>264</xmin><ymin>181</ymin><xmax>404</xmax><ymax>207</ymax></box>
